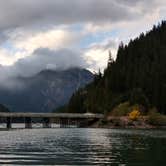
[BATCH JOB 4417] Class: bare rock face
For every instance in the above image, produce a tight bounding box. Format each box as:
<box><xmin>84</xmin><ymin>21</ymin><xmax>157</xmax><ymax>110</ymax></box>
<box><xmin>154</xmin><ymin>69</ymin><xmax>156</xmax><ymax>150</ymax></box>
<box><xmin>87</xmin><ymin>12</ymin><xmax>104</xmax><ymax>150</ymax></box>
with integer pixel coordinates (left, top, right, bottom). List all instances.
<box><xmin>0</xmin><ymin>68</ymin><xmax>93</xmax><ymax>112</ymax></box>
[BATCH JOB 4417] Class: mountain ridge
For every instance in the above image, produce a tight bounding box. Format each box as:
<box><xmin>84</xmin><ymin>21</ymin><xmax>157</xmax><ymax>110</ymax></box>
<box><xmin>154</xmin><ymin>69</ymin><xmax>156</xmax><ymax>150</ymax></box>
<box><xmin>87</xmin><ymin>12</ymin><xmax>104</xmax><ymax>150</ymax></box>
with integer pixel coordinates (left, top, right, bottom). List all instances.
<box><xmin>0</xmin><ymin>68</ymin><xmax>93</xmax><ymax>112</ymax></box>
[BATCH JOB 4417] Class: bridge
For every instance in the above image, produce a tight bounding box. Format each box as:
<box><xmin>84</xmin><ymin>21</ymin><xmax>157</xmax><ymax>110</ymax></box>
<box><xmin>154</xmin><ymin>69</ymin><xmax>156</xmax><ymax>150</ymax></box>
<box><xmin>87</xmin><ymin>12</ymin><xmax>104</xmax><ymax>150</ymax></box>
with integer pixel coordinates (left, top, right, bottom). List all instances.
<box><xmin>0</xmin><ymin>112</ymin><xmax>104</xmax><ymax>129</ymax></box>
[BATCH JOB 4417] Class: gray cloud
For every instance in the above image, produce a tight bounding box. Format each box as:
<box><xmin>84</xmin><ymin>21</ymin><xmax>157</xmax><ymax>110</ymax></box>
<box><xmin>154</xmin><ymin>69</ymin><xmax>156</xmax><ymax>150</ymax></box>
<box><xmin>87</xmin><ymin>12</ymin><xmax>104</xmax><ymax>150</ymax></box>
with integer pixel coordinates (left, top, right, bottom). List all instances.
<box><xmin>0</xmin><ymin>0</ymin><xmax>164</xmax><ymax>90</ymax></box>
<box><xmin>0</xmin><ymin>0</ymin><xmax>160</xmax><ymax>31</ymax></box>
<box><xmin>3</xmin><ymin>48</ymin><xmax>87</xmax><ymax>77</ymax></box>
<box><xmin>90</xmin><ymin>39</ymin><xmax>118</xmax><ymax>51</ymax></box>
<box><xmin>0</xmin><ymin>47</ymin><xmax>87</xmax><ymax>89</ymax></box>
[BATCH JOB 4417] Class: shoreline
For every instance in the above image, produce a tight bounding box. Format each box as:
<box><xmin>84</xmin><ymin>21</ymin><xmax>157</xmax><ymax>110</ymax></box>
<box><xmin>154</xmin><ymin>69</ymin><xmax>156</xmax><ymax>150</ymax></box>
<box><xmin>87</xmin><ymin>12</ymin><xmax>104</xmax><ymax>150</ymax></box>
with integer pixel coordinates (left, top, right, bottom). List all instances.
<box><xmin>92</xmin><ymin>125</ymin><xmax>166</xmax><ymax>129</ymax></box>
<box><xmin>0</xmin><ymin>126</ymin><xmax>165</xmax><ymax>131</ymax></box>
<box><xmin>90</xmin><ymin>115</ymin><xmax>166</xmax><ymax>129</ymax></box>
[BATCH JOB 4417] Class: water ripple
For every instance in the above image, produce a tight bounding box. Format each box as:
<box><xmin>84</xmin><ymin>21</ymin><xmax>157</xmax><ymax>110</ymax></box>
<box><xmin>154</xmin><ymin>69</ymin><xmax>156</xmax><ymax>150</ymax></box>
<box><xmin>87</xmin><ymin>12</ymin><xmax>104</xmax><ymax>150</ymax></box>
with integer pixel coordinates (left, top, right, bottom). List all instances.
<box><xmin>0</xmin><ymin>128</ymin><xmax>165</xmax><ymax>165</ymax></box>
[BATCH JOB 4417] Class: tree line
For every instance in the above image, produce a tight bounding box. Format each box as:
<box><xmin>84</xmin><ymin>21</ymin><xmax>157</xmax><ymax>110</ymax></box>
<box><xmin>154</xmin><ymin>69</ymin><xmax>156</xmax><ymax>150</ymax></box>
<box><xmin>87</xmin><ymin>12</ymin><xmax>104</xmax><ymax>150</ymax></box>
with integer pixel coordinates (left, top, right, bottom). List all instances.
<box><xmin>60</xmin><ymin>20</ymin><xmax>166</xmax><ymax>115</ymax></box>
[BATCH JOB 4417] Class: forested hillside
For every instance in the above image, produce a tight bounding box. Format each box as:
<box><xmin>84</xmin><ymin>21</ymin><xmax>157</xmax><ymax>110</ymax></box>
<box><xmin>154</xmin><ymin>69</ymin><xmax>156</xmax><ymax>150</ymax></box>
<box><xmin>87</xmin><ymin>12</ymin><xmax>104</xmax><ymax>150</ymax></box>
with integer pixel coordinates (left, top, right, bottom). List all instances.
<box><xmin>66</xmin><ymin>21</ymin><xmax>166</xmax><ymax>114</ymax></box>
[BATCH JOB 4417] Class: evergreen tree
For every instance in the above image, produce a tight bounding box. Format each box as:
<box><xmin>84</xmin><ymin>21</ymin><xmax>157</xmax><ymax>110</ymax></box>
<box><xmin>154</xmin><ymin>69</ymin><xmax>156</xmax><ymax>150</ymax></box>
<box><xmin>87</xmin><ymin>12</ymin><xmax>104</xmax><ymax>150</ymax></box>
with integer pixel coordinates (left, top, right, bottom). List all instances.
<box><xmin>66</xmin><ymin>20</ymin><xmax>166</xmax><ymax>114</ymax></box>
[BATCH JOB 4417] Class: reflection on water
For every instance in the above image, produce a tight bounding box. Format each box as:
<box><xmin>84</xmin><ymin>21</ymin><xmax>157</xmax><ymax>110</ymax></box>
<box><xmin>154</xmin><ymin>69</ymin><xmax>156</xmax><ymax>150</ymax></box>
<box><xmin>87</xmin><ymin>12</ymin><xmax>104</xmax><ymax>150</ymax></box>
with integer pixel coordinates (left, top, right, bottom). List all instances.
<box><xmin>0</xmin><ymin>128</ymin><xmax>165</xmax><ymax>165</ymax></box>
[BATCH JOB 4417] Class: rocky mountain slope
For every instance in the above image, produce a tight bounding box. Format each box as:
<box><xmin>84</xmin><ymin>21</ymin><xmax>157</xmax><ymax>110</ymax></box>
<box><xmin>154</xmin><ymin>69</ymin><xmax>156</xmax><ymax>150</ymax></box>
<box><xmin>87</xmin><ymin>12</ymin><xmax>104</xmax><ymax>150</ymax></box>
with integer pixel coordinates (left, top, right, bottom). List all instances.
<box><xmin>0</xmin><ymin>68</ymin><xmax>93</xmax><ymax>112</ymax></box>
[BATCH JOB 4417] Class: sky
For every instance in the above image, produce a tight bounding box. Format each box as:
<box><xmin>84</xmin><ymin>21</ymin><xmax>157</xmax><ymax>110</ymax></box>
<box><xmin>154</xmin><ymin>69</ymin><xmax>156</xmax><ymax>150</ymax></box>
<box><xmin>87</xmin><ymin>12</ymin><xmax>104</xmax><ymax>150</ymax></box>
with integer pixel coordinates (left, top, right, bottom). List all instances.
<box><xmin>0</xmin><ymin>0</ymin><xmax>165</xmax><ymax>79</ymax></box>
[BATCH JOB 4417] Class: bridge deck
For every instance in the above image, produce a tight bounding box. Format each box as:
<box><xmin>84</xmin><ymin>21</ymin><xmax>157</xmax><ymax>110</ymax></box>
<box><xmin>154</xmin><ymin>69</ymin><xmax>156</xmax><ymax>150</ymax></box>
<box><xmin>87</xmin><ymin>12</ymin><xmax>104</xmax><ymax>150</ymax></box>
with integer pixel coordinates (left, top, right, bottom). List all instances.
<box><xmin>0</xmin><ymin>113</ymin><xmax>104</xmax><ymax>119</ymax></box>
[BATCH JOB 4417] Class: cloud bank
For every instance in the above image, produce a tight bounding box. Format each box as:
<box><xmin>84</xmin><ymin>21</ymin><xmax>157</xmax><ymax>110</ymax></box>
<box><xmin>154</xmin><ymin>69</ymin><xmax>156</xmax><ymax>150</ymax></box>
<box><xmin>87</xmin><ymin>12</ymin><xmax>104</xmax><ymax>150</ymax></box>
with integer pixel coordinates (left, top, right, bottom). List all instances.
<box><xmin>0</xmin><ymin>0</ymin><xmax>157</xmax><ymax>30</ymax></box>
<box><xmin>0</xmin><ymin>0</ymin><xmax>164</xmax><ymax>89</ymax></box>
<box><xmin>11</xmin><ymin>48</ymin><xmax>86</xmax><ymax>77</ymax></box>
<box><xmin>0</xmin><ymin>48</ymin><xmax>87</xmax><ymax>89</ymax></box>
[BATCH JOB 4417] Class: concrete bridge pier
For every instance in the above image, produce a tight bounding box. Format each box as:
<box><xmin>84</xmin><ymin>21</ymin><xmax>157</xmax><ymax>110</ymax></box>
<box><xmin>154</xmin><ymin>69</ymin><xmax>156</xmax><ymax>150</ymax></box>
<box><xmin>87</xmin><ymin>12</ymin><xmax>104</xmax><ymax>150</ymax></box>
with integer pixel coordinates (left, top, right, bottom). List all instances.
<box><xmin>59</xmin><ymin>118</ymin><xmax>85</xmax><ymax>128</ymax></box>
<box><xmin>53</xmin><ymin>118</ymin><xmax>60</xmax><ymax>127</ymax></box>
<box><xmin>43</xmin><ymin>117</ymin><xmax>51</xmax><ymax>128</ymax></box>
<box><xmin>6</xmin><ymin>117</ymin><xmax>12</xmax><ymax>129</ymax></box>
<box><xmin>25</xmin><ymin>117</ymin><xmax>32</xmax><ymax>128</ymax></box>
<box><xmin>78</xmin><ymin>119</ymin><xmax>86</xmax><ymax>128</ymax></box>
<box><xmin>74</xmin><ymin>119</ymin><xmax>80</xmax><ymax>127</ymax></box>
<box><xmin>60</xmin><ymin>118</ymin><xmax>64</xmax><ymax>128</ymax></box>
<box><xmin>60</xmin><ymin>118</ymin><xmax>68</xmax><ymax>128</ymax></box>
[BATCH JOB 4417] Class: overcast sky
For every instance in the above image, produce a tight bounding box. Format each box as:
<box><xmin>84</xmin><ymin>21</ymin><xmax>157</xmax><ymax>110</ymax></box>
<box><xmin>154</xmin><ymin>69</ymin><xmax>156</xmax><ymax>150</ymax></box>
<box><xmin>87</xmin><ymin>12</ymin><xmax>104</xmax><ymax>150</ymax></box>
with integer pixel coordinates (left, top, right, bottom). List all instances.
<box><xmin>0</xmin><ymin>0</ymin><xmax>165</xmax><ymax>77</ymax></box>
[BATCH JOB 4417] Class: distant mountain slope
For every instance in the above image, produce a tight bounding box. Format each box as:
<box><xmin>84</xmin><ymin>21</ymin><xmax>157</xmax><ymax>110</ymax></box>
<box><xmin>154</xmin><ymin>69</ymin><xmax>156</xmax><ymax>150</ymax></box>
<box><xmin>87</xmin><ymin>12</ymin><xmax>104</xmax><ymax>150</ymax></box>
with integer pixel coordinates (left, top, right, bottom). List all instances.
<box><xmin>0</xmin><ymin>104</ymin><xmax>10</xmax><ymax>112</ymax></box>
<box><xmin>0</xmin><ymin>68</ymin><xmax>93</xmax><ymax>112</ymax></box>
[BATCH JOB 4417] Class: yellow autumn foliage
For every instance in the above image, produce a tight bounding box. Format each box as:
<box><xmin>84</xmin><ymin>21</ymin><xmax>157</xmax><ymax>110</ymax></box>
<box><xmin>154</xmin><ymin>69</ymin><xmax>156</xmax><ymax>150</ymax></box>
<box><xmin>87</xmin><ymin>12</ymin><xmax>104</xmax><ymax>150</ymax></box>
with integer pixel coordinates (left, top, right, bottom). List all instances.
<box><xmin>129</xmin><ymin>109</ymin><xmax>140</xmax><ymax>121</ymax></box>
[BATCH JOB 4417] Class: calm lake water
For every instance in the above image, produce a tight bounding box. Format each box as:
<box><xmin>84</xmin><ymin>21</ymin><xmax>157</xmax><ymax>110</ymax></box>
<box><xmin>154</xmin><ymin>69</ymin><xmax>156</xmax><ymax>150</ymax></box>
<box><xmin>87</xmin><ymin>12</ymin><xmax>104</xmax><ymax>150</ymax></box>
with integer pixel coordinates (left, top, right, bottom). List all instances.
<box><xmin>0</xmin><ymin>128</ymin><xmax>165</xmax><ymax>165</ymax></box>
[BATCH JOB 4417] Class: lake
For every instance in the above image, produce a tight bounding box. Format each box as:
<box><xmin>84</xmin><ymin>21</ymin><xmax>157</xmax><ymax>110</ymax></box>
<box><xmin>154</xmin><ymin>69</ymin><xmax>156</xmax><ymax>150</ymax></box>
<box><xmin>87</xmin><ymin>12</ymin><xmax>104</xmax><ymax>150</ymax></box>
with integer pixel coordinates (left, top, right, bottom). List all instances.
<box><xmin>0</xmin><ymin>128</ymin><xmax>165</xmax><ymax>165</ymax></box>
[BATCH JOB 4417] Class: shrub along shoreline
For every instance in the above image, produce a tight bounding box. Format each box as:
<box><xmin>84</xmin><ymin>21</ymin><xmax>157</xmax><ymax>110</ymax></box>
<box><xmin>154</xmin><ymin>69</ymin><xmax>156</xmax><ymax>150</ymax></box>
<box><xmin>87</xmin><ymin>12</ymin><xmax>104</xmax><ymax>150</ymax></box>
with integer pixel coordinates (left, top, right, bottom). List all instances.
<box><xmin>95</xmin><ymin>116</ymin><xmax>166</xmax><ymax>129</ymax></box>
<box><xmin>91</xmin><ymin>103</ymin><xmax>166</xmax><ymax>129</ymax></box>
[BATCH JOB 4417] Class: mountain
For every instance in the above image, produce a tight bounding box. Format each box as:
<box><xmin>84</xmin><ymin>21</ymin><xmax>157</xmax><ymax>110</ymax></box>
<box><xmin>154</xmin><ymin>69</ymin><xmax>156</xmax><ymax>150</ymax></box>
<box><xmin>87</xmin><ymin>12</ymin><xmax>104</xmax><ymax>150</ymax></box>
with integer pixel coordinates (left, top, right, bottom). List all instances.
<box><xmin>66</xmin><ymin>21</ymin><xmax>166</xmax><ymax>114</ymax></box>
<box><xmin>0</xmin><ymin>68</ymin><xmax>93</xmax><ymax>112</ymax></box>
<box><xmin>0</xmin><ymin>104</ymin><xmax>10</xmax><ymax>112</ymax></box>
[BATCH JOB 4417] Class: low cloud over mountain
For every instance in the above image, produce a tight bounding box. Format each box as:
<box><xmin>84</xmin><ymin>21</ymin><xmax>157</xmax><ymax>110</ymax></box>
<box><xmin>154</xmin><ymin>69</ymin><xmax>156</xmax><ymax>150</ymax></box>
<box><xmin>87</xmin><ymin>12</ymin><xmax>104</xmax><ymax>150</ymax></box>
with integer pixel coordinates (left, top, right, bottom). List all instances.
<box><xmin>0</xmin><ymin>68</ymin><xmax>94</xmax><ymax>112</ymax></box>
<box><xmin>0</xmin><ymin>0</ymin><xmax>164</xmax><ymax>90</ymax></box>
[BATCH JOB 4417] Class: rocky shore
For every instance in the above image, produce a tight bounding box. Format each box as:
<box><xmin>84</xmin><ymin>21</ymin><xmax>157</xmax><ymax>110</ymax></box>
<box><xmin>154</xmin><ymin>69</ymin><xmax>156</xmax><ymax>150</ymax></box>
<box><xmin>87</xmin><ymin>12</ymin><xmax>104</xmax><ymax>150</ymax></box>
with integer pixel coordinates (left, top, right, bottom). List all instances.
<box><xmin>91</xmin><ymin>116</ymin><xmax>166</xmax><ymax>129</ymax></box>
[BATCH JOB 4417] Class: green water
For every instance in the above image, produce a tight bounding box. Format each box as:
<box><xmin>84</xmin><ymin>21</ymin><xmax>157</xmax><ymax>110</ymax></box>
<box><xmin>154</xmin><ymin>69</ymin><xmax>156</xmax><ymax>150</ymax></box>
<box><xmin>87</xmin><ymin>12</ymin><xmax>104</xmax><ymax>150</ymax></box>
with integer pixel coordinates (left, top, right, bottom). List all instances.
<box><xmin>0</xmin><ymin>128</ymin><xmax>165</xmax><ymax>165</ymax></box>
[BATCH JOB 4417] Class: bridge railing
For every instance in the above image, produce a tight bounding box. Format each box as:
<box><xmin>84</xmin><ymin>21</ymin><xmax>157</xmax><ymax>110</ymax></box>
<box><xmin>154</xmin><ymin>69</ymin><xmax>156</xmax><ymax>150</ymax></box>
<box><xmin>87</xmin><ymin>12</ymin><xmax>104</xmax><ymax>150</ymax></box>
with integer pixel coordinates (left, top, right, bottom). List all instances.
<box><xmin>0</xmin><ymin>113</ymin><xmax>104</xmax><ymax>129</ymax></box>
